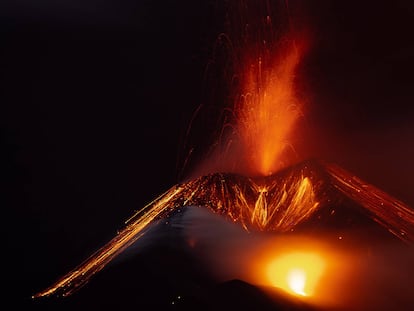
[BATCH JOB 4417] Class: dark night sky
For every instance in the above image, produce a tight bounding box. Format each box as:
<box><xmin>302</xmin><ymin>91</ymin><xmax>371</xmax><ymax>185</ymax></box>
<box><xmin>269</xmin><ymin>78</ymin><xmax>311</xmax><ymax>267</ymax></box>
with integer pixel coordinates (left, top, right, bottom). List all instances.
<box><xmin>1</xmin><ymin>0</ymin><xmax>414</xmax><ymax>309</ymax></box>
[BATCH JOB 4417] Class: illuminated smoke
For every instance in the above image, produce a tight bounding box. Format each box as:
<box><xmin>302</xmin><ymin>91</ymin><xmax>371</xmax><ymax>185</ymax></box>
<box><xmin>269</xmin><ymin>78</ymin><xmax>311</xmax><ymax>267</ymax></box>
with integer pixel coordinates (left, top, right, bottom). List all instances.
<box><xmin>180</xmin><ymin>206</ymin><xmax>414</xmax><ymax>311</ymax></box>
<box><xmin>266</xmin><ymin>252</ymin><xmax>325</xmax><ymax>296</ymax></box>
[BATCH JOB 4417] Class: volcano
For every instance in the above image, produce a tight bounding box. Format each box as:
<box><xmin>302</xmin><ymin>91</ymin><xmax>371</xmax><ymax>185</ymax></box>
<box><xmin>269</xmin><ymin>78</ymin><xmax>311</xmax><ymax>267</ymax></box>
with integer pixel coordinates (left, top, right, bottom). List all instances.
<box><xmin>33</xmin><ymin>158</ymin><xmax>414</xmax><ymax>301</ymax></box>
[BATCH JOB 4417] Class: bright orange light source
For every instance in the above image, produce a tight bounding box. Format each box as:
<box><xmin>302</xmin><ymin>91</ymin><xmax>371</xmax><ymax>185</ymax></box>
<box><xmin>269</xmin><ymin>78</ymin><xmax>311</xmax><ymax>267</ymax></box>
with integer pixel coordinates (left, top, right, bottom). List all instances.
<box><xmin>236</xmin><ymin>38</ymin><xmax>305</xmax><ymax>176</ymax></box>
<box><xmin>267</xmin><ymin>252</ymin><xmax>325</xmax><ymax>297</ymax></box>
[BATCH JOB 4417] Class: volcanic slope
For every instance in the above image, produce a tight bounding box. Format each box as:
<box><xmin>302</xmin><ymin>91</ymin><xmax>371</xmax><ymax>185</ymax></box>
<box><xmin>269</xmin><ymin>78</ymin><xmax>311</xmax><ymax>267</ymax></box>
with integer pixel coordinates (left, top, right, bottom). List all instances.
<box><xmin>34</xmin><ymin>158</ymin><xmax>414</xmax><ymax>298</ymax></box>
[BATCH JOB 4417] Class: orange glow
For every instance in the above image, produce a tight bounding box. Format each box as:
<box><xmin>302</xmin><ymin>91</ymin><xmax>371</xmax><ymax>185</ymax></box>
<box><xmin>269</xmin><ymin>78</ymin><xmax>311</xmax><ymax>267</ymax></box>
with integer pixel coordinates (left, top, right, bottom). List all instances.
<box><xmin>237</xmin><ymin>39</ymin><xmax>304</xmax><ymax>176</ymax></box>
<box><xmin>266</xmin><ymin>252</ymin><xmax>325</xmax><ymax>297</ymax></box>
<box><xmin>247</xmin><ymin>235</ymin><xmax>359</xmax><ymax>309</ymax></box>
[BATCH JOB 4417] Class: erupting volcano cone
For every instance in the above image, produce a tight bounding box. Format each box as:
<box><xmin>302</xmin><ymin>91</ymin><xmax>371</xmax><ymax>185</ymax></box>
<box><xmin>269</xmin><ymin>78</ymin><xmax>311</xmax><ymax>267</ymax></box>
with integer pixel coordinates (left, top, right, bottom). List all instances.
<box><xmin>34</xmin><ymin>159</ymin><xmax>414</xmax><ymax>299</ymax></box>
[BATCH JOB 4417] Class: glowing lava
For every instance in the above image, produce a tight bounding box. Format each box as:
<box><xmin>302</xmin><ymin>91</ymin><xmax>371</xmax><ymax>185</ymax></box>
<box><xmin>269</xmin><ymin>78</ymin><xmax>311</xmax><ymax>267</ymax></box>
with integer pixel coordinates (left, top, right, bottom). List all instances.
<box><xmin>237</xmin><ymin>41</ymin><xmax>304</xmax><ymax>176</ymax></box>
<box><xmin>267</xmin><ymin>252</ymin><xmax>325</xmax><ymax>297</ymax></box>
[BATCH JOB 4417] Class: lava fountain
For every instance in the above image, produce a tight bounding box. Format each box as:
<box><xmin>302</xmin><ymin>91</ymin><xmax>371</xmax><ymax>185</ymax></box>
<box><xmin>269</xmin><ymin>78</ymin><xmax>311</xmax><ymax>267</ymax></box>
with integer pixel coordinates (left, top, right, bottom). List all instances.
<box><xmin>236</xmin><ymin>39</ymin><xmax>304</xmax><ymax>176</ymax></box>
<box><xmin>185</xmin><ymin>0</ymin><xmax>309</xmax><ymax>178</ymax></box>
